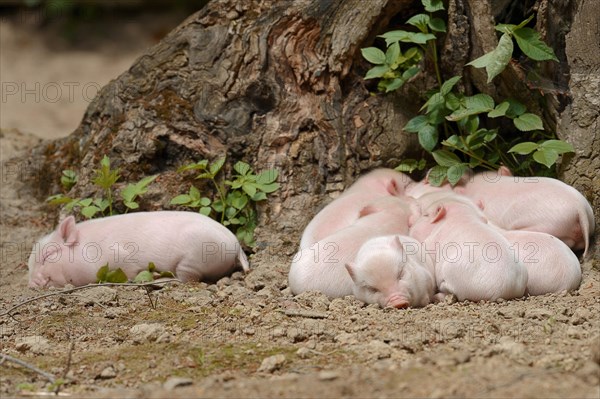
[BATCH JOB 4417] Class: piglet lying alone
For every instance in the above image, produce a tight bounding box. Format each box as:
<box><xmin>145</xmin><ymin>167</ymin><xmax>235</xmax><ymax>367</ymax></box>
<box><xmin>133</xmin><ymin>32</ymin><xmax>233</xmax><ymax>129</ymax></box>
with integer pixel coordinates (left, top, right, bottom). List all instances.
<box><xmin>28</xmin><ymin>211</ymin><xmax>249</xmax><ymax>288</ymax></box>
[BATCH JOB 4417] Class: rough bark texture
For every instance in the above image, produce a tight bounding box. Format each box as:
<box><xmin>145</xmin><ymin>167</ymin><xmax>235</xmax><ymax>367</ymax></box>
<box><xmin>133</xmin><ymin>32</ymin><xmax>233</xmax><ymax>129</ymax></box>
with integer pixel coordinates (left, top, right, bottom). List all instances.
<box><xmin>558</xmin><ymin>0</ymin><xmax>600</xmax><ymax>262</ymax></box>
<box><xmin>23</xmin><ymin>0</ymin><xmax>598</xmax><ymax>256</ymax></box>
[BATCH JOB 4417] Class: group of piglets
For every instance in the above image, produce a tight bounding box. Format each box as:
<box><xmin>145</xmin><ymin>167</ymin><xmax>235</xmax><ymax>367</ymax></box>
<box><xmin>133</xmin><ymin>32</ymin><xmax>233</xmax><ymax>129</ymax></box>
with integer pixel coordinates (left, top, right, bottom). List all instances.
<box><xmin>289</xmin><ymin>167</ymin><xmax>594</xmax><ymax>309</ymax></box>
<box><xmin>28</xmin><ymin>211</ymin><xmax>249</xmax><ymax>288</ymax></box>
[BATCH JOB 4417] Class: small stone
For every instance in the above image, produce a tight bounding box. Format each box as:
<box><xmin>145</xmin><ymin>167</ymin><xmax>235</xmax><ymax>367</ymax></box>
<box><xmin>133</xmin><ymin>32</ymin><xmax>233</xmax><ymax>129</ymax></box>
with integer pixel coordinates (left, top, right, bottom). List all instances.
<box><xmin>258</xmin><ymin>354</ymin><xmax>286</xmax><ymax>373</ymax></box>
<box><xmin>318</xmin><ymin>371</ymin><xmax>339</xmax><ymax>381</ymax></box>
<box><xmin>98</xmin><ymin>366</ymin><xmax>116</xmax><ymax>379</ymax></box>
<box><xmin>566</xmin><ymin>326</ymin><xmax>583</xmax><ymax>339</ymax></box>
<box><xmin>570</xmin><ymin>307</ymin><xmax>592</xmax><ymax>325</ymax></box>
<box><xmin>130</xmin><ymin>323</ymin><xmax>166</xmax><ymax>343</ymax></box>
<box><xmin>163</xmin><ymin>377</ymin><xmax>193</xmax><ymax>391</ymax></box>
<box><xmin>76</xmin><ymin>287</ymin><xmax>118</xmax><ymax>306</ymax></box>
<box><xmin>296</xmin><ymin>347</ymin><xmax>312</xmax><ymax>359</ymax></box>
<box><xmin>15</xmin><ymin>336</ymin><xmax>51</xmax><ymax>355</ymax></box>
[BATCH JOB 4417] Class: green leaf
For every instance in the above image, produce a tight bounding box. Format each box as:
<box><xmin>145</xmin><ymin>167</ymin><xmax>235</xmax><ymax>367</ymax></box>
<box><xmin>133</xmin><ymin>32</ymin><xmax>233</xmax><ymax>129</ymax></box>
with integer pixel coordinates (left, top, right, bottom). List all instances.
<box><xmin>428</xmin><ymin>17</ymin><xmax>446</xmax><ymax>32</ymax></box>
<box><xmin>47</xmin><ymin>194</ymin><xmax>73</xmax><ymax>205</ymax></box>
<box><xmin>514</xmin><ymin>113</ymin><xmax>543</xmax><ymax>131</ymax></box>
<box><xmin>379</xmin><ymin>31</ymin><xmax>435</xmax><ymax>46</ymax></box>
<box><xmin>428</xmin><ymin>165</ymin><xmax>448</xmax><ymax>186</ymax></box>
<box><xmin>365</xmin><ymin>65</ymin><xmax>389</xmax><ymax>79</ymax></box>
<box><xmin>445</xmin><ymin>92</ymin><xmax>462</xmax><ymax>111</ymax></box>
<box><xmin>486</xmin><ymin>33</ymin><xmax>513</xmax><ymax>83</ymax></box>
<box><xmin>170</xmin><ymin>194</ymin><xmax>192</xmax><ymax>205</ymax></box>
<box><xmin>406</xmin><ymin>14</ymin><xmax>430</xmax><ymax>33</ymax></box>
<box><xmin>231</xmin><ymin>194</ymin><xmax>249</xmax><ymax>210</ymax></box>
<box><xmin>402</xmin><ymin>66</ymin><xmax>420</xmax><ymax>80</ymax></box>
<box><xmin>200</xmin><ymin>207</ymin><xmax>212</xmax><ymax>216</ymax></box>
<box><xmin>133</xmin><ymin>270</ymin><xmax>154</xmax><ymax>283</ymax></box>
<box><xmin>189</xmin><ymin>185</ymin><xmax>201</xmax><ymax>201</ymax></box>
<box><xmin>361</xmin><ymin>47</ymin><xmax>386</xmax><ymax>64</ymax></box>
<box><xmin>210</xmin><ymin>157</ymin><xmax>226</xmax><ymax>176</ymax></box>
<box><xmin>533</xmin><ymin>148</ymin><xmax>559</xmax><ymax>168</ymax></box>
<box><xmin>418</xmin><ymin>125</ymin><xmax>438</xmax><ymax>152</ymax></box>
<box><xmin>513</xmin><ymin>27</ymin><xmax>559</xmax><ymax>61</ymax></box>
<box><xmin>233</xmin><ymin>161</ymin><xmax>252</xmax><ymax>176</ymax></box>
<box><xmin>508</xmin><ymin>142</ymin><xmax>539</xmax><ymax>155</ymax></box>
<box><xmin>432</xmin><ymin>149</ymin><xmax>462</xmax><ymax>167</ymax></box>
<box><xmin>242</xmin><ymin>182</ymin><xmax>257</xmax><ymax>197</ymax></box>
<box><xmin>440</xmin><ymin>76</ymin><xmax>462</xmax><ymax>96</ymax></box>
<box><xmin>256</xmin><ymin>169</ymin><xmax>278</xmax><ymax>184</ymax></box>
<box><xmin>81</xmin><ymin>206</ymin><xmax>101</xmax><ymax>219</ymax></box>
<box><xmin>148</xmin><ymin>262</ymin><xmax>156</xmax><ymax>272</ymax></box>
<box><xmin>539</xmin><ymin>140</ymin><xmax>574</xmax><ymax>154</ymax></box>
<box><xmin>212</xmin><ymin>200</ymin><xmax>224</xmax><ymax>213</ymax></box>
<box><xmin>252</xmin><ymin>192</ymin><xmax>268</xmax><ymax>201</ymax></box>
<box><xmin>385</xmin><ymin>42</ymin><xmax>401</xmax><ymax>65</ymax></box>
<box><xmin>105</xmin><ymin>268</ymin><xmax>128</xmax><ymax>283</ymax></box>
<box><xmin>383</xmin><ymin>78</ymin><xmax>405</xmax><ymax>92</ymax></box>
<box><xmin>447</xmin><ymin>164</ymin><xmax>468</xmax><ymax>185</ymax></box>
<box><xmin>96</xmin><ymin>264</ymin><xmax>109</xmax><ymax>282</ymax></box>
<box><xmin>159</xmin><ymin>271</ymin><xmax>175</xmax><ymax>278</ymax></box>
<box><xmin>422</xmin><ymin>0</ymin><xmax>444</xmax><ymax>12</ymax></box>
<box><xmin>488</xmin><ymin>101</ymin><xmax>510</xmax><ymax>118</ymax></box>
<box><xmin>395</xmin><ymin>159</ymin><xmax>423</xmax><ymax>173</ymax></box>
<box><xmin>496</xmin><ymin>15</ymin><xmax>533</xmax><ymax>34</ymax></box>
<box><xmin>404</xmin><ymin>115</ymin><xmax>429</xmax><ymax>133</ymax></box>
<box><xmin>177</xmin><ymin>159</ymin><xmax>208</xmax><ymax>173</ymax></box>
<box><xmin>200</xmin><ymin>197</ymin><xmax>211</xmax><ymax>206</ymax></box>
<box><xmin>195</xmin><ymin>172</ymin><xmax>213</xmax><ymax>180</ymax></box>
<box><xmin>256</xmin><ymin>182</ymin><xmax>280</xmax><ymax>193</ymax></box>
<box><xmin>446</xmin><ymin>94</ymin><xmax>494</xmax><ymax>121</ymax></box>
<box><xmin>467</xmin><ymin>51</ymin><xmax>495</xmax><ymax>68</ymax></box>
<box><xmin>505</xmin><ymin>98</ymin><xmax>527</xmax><ymax>118</ymax></box>
<box><xmin>124</xmin><ymin>201</ymin><xmax>139</xmax><ymax>210</ymax></box>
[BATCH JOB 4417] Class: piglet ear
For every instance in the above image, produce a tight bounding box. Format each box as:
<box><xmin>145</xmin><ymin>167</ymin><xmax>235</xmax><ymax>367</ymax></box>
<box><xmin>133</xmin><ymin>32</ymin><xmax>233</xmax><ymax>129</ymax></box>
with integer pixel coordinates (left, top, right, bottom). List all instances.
<box><xmin>431</xmin><ymin>205</ymin><xmax>446</xmax><ymax>223</ymax></box>
<box><xmin>476</xmin><ymin>199</ymin><xmax>485</xmax><ymax>210</ymax></box>
<box><xmin>498</xmin><ymin>165</ymin><xmax>512</xmax><ymax>177</ymax></box>
<box><xmin>57</xmin><ymin>216</ymin><xmax>79</xmax><ymax>245</ymax></box>
<box><xmin>345</xmin><ymin>263</ymin><xmax>358</xmax><ymax>283</ymax></box>
<box><xmin>386</xmin><ymin>179</ymin><xmax>399</xmax><ymax>196</ymax></box>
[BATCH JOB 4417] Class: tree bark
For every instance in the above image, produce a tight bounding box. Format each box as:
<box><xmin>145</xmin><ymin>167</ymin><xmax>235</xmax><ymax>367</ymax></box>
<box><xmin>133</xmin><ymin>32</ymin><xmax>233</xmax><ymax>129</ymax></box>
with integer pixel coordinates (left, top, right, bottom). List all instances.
<box><xmin>24</xmin><ymin>0</ymin><xmax>598</xmax><ymax>255</ymax></box>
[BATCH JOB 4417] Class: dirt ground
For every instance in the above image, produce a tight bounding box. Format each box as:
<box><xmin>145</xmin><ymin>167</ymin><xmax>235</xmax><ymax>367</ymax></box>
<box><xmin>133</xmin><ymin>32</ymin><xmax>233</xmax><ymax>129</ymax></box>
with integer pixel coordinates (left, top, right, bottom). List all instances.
<box><xmin>1</xmin><ymin>11</ymin><xmax>600</xmax><ymax>399</ymax></box>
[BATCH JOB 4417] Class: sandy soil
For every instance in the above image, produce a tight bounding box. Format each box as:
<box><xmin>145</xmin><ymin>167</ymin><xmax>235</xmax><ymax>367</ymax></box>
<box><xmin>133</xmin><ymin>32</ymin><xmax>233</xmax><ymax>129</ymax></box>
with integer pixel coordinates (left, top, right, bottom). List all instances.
<box><xmin>1</xmin><ymin>10</ymin><xmax>599</xmax><ymax>399</ymax></box>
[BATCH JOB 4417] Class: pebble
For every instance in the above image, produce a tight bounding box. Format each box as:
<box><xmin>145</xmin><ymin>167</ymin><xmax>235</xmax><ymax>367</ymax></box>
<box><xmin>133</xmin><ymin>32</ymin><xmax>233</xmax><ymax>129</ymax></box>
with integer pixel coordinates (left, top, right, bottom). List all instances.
<box><xmin>163</xmin><ymin>377</ymin><xmax>193</xmax><ymax>391</ymax></box>
<box><xmin>130</xmin><ymin>323</ymin><xmax>166</xmax><ymax>343</ymax></box>
<box><xmin>98</xmin><ymin>366</ymin><xmax>116</xmax><ymax>379</ymax></box>
<box><xmin>76</xmin><ymin>287</ymin><xmax>118</xmax><ymax>306</ymax></box>
<box><xmin>15</xmin><ymin>335</ymin><xmax>51</xmax><ymax>355</ymax></box>
<box><xmin>318</xmin><ymin>371</ymin><xmax>340</xmax><ymax>381</ymax></box>
<box><xmin>296</xmin><ymin>347</ymin><xmax>312</xmax><ymax>359</ymax></box>
<box><xmin>258</xmin><ymin>354</ymin><xmax>286</xmax><ymax>373</ymax></box>
<box><xmin>570</xmin><ymin>307</ymin><xmax>592</xmax><ymax>325</ymax></box>
<box><xmin>525</xmin><ymin>307</ymin><xmax>553</xmax><ymax>320</ymax></box>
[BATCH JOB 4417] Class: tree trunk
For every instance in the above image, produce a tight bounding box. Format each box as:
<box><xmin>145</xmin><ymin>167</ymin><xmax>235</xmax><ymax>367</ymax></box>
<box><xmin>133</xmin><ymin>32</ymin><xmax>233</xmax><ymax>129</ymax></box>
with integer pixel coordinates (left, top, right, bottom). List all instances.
<box><xmin>25</xmin><ymin>0</ymin><xmax>598</xmax><ymax>256</ymax></box>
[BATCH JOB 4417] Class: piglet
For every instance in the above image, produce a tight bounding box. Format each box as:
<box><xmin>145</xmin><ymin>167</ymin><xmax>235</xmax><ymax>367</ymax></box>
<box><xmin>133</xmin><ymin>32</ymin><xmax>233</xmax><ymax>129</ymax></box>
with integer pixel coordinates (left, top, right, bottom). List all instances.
<box><xmin>410</xmin><ymin>197</ymin><xmax>528</xmax><ymax>302</ymax></box>
<box><xmin>345</xmin><ymin>235</ymin><xmax>435</xmax><ymax>308</ymax></box>
<box><xmin>28</xmin><ymin>211</ymin><xmax>249</xmax><ymax>288</ymax></box>
<box><xmin>501</xmin><ymin>230</ymin><xmax>582</xmax><ymax>296</ymax></box>
<box><xmin>455</xmin><ymin>172</ymin><xmax>595</xmax><ymax>255</ymax></box>
<box><xmin>299</xmin><ymin>168</ymin><xmax>415</xmax><ymax>248</ymax></box>
<box><xmin>289</xmin><ymin>196</ymin><xmax>414</xmax><ymax>298</ymax></box>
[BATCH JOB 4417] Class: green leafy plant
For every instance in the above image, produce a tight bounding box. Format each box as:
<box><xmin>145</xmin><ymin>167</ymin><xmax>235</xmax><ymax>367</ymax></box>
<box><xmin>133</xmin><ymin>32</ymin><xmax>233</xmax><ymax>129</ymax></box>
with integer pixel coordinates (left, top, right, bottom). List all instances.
<box><xmin>47</xmin><ymin>155</ymin><xmax>157</xmax><ymax>219</ymax></box>
<box><xmin>171</xmin><ymin>157</ymin><xmax>280</xmax><ymax>247</ymax></box>
<box><xmin>361</xmin><ymin>0</ymin><xmax>573</xmax><ymax>184</ymax></box>
<box><xmin>96</xmin><ymin>262</ymin><xmax>174</xmax><ymax>284</ymax></box>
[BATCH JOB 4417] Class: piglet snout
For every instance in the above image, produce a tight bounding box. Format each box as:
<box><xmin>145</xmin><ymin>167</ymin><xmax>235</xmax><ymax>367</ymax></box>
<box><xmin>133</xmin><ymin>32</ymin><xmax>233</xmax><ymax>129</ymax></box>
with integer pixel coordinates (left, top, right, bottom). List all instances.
<box><xmin>386</xmin><ymin>294</ymin><xmax>409</xmax><ymax>309</ymax></box>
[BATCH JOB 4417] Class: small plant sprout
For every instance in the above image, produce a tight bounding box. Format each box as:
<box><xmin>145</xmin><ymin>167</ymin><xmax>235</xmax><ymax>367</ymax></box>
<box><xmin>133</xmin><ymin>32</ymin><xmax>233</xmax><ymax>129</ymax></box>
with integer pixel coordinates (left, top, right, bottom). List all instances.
<box><xmin>171</xmin><ymin>157</ymin><xmax>280</xmax><ymax>247</ymax></box>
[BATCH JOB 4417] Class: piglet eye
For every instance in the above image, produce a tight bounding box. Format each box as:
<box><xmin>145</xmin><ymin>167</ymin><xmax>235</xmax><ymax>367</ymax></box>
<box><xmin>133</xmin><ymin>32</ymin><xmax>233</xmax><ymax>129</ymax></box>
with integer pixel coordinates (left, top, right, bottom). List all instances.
<box><xmin>364</xmin><ymin>285</ymin><xmax>379</xmax><ymax>294</ymax></box>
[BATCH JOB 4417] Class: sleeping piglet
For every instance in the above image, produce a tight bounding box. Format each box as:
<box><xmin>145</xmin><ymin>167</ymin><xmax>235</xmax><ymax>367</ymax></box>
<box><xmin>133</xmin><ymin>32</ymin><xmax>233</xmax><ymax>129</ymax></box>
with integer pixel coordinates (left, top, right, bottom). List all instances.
<box><xmin>455</xmin><ymin>172</ymin><xmax>595</xmax><ymax>256</ymax></box>
<box><xmin>289</xmin><ymin>196</ymin><xmax>415</xmax><ymax>298</ymax></box>
<box><xmin>501</xmin><ymin>230</ymin><xmax>582</xmax><ymax>296</ymax></box>
<box><xmin>410</xmin><ymin>197</ymin><xmax>528</xmax><ymax>302</ymax></box>
<box><xmin>346</xmin><ymin>235</ymin><xmax>435</xmax><ymax>309</ymax></box>
<box><xmin>299</xmin><ymin>168</ymin><xmax>415</xmax><ymax>248</ymax></box>
<box><xmin>28</xmin><ymin>211</ymin><xmax>249</xmax><ymax>288</ymax></box>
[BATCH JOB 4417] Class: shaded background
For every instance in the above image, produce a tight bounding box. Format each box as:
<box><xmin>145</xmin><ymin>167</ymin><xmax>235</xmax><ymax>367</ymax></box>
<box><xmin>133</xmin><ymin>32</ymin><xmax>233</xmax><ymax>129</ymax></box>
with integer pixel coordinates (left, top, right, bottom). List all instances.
<box><xmin>0</xmin><ymin>0</ymin><xmax>206</xmax><ymax>139</ymax></box>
